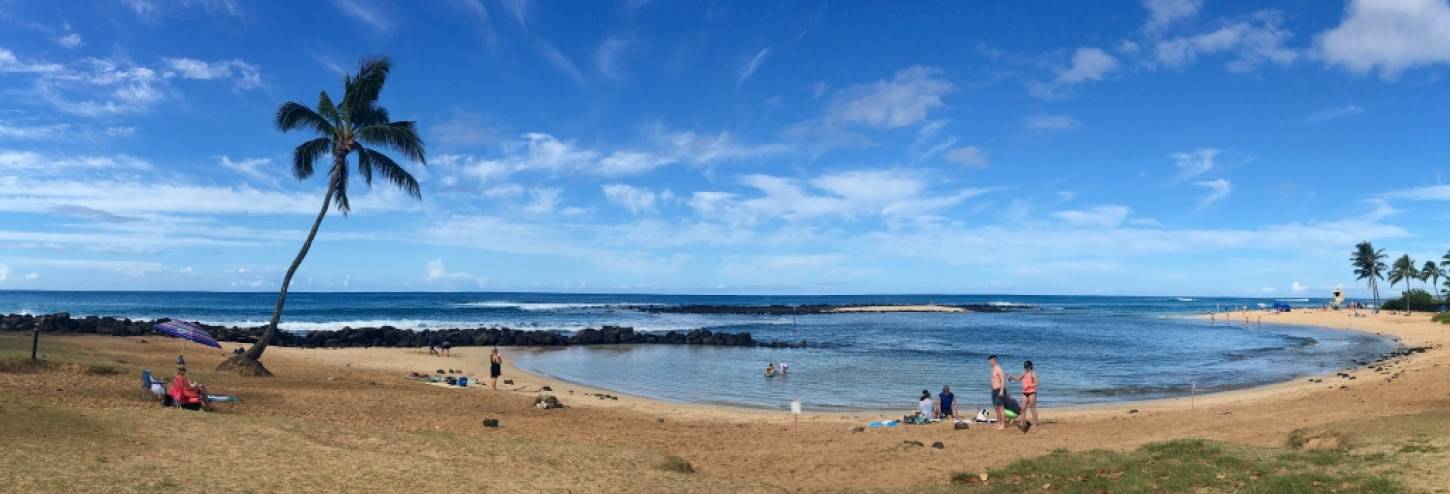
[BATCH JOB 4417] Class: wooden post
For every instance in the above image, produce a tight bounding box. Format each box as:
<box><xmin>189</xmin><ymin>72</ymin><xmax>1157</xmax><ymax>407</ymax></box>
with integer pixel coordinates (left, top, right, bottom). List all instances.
<box><xmin>30</xmin><ymin>328</ymin><xmax>39</xmax><ymax>361</ymax></box>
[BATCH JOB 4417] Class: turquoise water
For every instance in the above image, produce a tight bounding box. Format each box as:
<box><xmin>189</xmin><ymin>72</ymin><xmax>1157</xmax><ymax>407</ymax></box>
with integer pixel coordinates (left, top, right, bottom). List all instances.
<box><xmin>0</xmin><ymin>291</ymin><xmax>1395</xmax><ymax>410</ymax></box>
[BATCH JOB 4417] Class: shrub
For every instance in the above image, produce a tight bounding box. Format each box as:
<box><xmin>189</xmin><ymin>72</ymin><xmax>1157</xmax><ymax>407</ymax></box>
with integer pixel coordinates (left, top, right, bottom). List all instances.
<box><xmin>1432</xmin><ymin>312</ymin><xmax>1450</xmax><ymax>324</ymax></box>
<box><xmin>1380</xmin><ymin>289</ymin><xmax>1441</xmax><ymax>312</ymax></box>
<box><xmin>658</xmin><ymin>455</ymin><xmax>695</xmax><ymax>474</ymax></box>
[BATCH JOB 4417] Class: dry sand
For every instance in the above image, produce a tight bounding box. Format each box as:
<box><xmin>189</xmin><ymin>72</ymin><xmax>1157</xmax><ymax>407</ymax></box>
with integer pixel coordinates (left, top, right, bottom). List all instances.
<box><xmin>3</xmin><ymin>309</ymin><xmax>1449</xmax><ymax>492</ymax></box>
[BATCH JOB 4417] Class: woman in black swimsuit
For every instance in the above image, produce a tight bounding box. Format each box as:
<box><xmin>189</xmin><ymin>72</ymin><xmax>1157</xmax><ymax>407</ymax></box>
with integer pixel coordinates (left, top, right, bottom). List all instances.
<box><xmin>489</xmin><ymin>348</ymin><xmax>502</xmax><ymax>390</ymax></box>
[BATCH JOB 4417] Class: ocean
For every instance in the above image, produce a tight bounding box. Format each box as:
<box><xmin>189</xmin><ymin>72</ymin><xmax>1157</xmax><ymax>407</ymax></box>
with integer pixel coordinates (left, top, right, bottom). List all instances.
<box><xmin>0</xmin><ymin>291</ymin><xmax>1396</xmax><ymax>411</ymax></box>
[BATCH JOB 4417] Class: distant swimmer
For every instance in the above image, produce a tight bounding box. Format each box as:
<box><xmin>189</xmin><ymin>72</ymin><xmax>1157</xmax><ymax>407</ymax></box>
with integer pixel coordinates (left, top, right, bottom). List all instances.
<box><xmin>764</xmin><ymin>362</ymin><xmax>778</xmax><ymax>378</ymax></box>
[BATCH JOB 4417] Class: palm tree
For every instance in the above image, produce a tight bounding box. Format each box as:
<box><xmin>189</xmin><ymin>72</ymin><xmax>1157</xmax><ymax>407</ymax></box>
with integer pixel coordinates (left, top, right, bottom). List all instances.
<box><xmin>1388</xmin><ymin>254</ymin><xmax>1416</xmax><ymax>314</ymax></box>
<box><xmin>217</xmin><ymin>56</ymin><xmax>426</xmax><ymax>376</ymax></box>
<box><xmin>1421</xmin><ymin>260</ymin><xmax>1442</xmax><ymax>302</ymax></box>
<box><xmin>1352</xmin><ymin>241</ymin><xmax>1386</xmax><ymax>311</ymax></box>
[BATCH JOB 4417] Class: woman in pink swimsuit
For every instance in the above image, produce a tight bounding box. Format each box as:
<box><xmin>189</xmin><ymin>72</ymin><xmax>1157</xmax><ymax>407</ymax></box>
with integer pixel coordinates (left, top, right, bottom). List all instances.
<box><xmin>1014</xmin><ymin>360</ymin><xmax>1039</xmax><ymax>431</ymax></box>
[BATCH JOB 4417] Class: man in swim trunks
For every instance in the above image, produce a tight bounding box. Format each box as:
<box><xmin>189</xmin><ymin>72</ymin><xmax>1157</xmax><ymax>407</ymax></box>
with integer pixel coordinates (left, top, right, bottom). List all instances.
<box><xmin>988</xmin><ymin>355</ymin><xmax>1008</xmax><ymax>429</ymax></box>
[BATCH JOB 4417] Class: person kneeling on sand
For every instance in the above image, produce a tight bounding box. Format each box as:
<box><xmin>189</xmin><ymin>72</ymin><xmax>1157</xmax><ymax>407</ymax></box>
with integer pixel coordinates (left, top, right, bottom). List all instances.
<box><xmin>937</xmin><ymin>385</ymin><xmax>958</xmax><ymax>420</ymax></box>
<box><xmin>169</xmin><ymin>366</ymin><xmax>211</xmax><ymax>411</ymax></box>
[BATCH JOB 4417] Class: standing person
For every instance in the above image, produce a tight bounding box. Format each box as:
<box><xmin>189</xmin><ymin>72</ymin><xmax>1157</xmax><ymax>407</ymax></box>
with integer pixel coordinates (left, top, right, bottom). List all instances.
<box><xmin>937</xmin><ymin>385</ymin><xmax>958</xmax><ymax>421</ymax></box>
<box><xmin>1010</xmin><ymin>361</ymin><xmax>1039</xmax><ymax>432</ymax></box>
<box><xmin>988</xmin><ymin>355</ymin><xmax>1008</xmax><ymax>429</ymax></box>
<box><xmin>489</xmin><ymin>348</ymin><xmax>503</xmax><ymax>390</ymax></box>
<box><xmin>427</xmin><ymin>333</ymin><xmax>439</xmax><ymax>356</ymax></box>
<box><xmin>441</xmin><ymin>339</ymin><xmax>452</xmax><ymax>356</ymax></box>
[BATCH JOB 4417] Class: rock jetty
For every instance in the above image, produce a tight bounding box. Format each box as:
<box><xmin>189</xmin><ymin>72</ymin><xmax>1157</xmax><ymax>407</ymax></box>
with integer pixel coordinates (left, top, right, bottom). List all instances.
<box><xmin>0</xmin><ymin>313</ymin><xmax>807</xmax><ymax>349</ymax></box>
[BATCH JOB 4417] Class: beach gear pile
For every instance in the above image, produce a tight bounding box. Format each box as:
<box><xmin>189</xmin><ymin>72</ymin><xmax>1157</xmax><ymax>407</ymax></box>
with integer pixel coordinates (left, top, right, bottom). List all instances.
<box><xmin>533</xmin><ymin>394</ymin><xmax>566</xmax><ymax>409</ymax></box>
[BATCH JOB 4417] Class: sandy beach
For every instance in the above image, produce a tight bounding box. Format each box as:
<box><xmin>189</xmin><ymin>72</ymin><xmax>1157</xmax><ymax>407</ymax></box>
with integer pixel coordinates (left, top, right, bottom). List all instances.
<box><xmin>3</xmin><ymin>309</ymin><xmax>1449</xmax><ymax>492</ymax></box>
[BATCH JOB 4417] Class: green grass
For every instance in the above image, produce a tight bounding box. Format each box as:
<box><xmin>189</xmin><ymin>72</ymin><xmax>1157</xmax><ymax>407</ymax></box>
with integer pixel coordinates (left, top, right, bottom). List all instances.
<box><xmin>946</xmin><ymin>439</ymin><xmax>1407</xmax><ymax>494</ymax></box>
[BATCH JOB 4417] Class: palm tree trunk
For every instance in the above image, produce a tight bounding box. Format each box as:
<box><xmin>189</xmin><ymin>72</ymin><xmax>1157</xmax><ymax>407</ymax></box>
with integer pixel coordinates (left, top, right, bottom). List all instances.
<box><xmin>217</xmin><ymin>186</ymin><xmax>335</xmax><ymax>375</ymax></box>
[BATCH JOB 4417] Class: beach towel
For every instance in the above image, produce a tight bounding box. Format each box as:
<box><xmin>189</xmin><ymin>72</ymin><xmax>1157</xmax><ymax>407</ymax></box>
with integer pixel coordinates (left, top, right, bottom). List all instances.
<box><xmin>867</xmin><ymin>420</ymin><xmax>900</xmax><ymax>428</ymax></box>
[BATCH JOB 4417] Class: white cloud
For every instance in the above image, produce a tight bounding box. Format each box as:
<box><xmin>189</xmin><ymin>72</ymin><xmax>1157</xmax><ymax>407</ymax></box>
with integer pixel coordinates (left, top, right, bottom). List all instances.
<box><xmin>16</xmin><ymin>257</ymin><xmax>164</xmax><ymax>276</ymax></box>
<box><xmin>523</xmin><ymin>187</ymin><xmax>561</xmax><ymax>214</ymax></box>
<box><xmin>24</xmin><ymin>272</ymin><xmax>39</xmax><ymax>282</ymax></box>
<box><xmin>0</xmin><ymin>175</ymin><xmax>410</xmax><ymax>216</ymax></box>
<box><xmin>1023</xmin><ymin>114</ymin><xmax>1080</xmax><ymax>131</ymax></box>
<box><xmin>1154</xmin><ymin>11</ymin><xmax>1297</xmax><ymax>72</ymax></box>
<box><xmin>2</xmin><ymin>49</ymin><xmax>262</xmax><ymax>116</ymax></box>
<box><xmin>1382</xmin><ymin>184</ymin><xmax>1450</xmax><ymax>200</ymax></box>
<box><xmin>1169</xmin><ymin>148</ymin><xmax>1220</xmax><ymax>183</ymax></box>
<box><xmin>1028</xmin><ymin>47</ymin><xmax>1119</xmax><ymax>98</ymax></box>
<box><xmin>826</xmin><ymin>66</ymin><xmax>954</xmax><ymax>129</ymax></box>
<box><xmin>421</xmin><ymin>215</ymin><xmax>691</xmax><ymax>273</ymax></box>
<box><xmin>1143</xmin><ymin>0</ymin><xmax>1202</xmax><ymax>33</ymax></box>
<box><xmin>163</xmin><ymin>58</ymin><xmax>262</xmax><ymax>90</ymax></box>
<box><xmin>944</xmin><ymin>146</ymin><xmax>988</xmax><ymax>167</ymax></box>
<box><xmin>215</xmin><ymin>156</ymin><xmax>273</xmax><ymax>182</ymax></box>
<box><xmin>1317</xmin><ymin>0</ymin><xmax>1450</xmax><ymax>79</ymax></box>
<box><xmin>1298</xmin><ymin>104</ymin><xmax>1364</xmax><ymax>125</ymax></box>
<box><xmin>0</xmin><ymin>263</ymin><xmax>8</xmax><ymax>282</ymax></box>
<box><xmin>1292</xmin><ymin>281</ymin><xmax>1309</xmax><ymax>291</ymax></box>
<box><xmin>54</xmin><ymin>33</ymin><xmax>83</xmax><ymax>49</ymax></box>
<box><xmin>537</xmin><ymin>40</ymin><xmax>584</xmax><ymax>83</ymax></box>
<box><xmin>602</xmin><ymin>184</ymin><xmax>671</xmax><ymax>215</ymax></box>
<box><xmin>594</xmin><ymin>35</ymin><xmax>633</xmax><ymax>80</ymax></box>
<box><xmin>693</xmin><ymin>169</ymin><xmax>993</xmax><ymax>225</ymax></box>
<box><xmin>737</xmin><ymin>46</ymin><xmax>771</xmax><ymax>86</ymax></box>
<box><xmin>598</xmin><ymin>151</ymin><xmax>672</xmax><ymax>176</ymax></box>
<box><xmin>331</xmin><ymin>0</ymin><xmax>391</xmax><ymax>33</ymax></box>
<box><xmin>1057</xmin><ymin>47</ymin><xmax>1120</xmax><ymax>84</ymax></box>
<box><xmin>425</xmin><ymin>258</ymin><xmax>486</xmax><ymax>287</ymax></box>
<box><xmin>1051</xmin><ymin>205</ymin><xmax>1131</xmax><ymax>228</ymax></box>
<box><xmin>0</xmin><ymin>150</ymin><xmax>152</xmax><ymax>172</ymax></box>
<box><xmin>1195</xmin><ymin>178</ymin><xmax>1231</xmax><ymax>210</ymax></box>
<box><xmin>0</xmin><ymin>122</ymin><xmax>68</xmax><ymax>139</ymax></box>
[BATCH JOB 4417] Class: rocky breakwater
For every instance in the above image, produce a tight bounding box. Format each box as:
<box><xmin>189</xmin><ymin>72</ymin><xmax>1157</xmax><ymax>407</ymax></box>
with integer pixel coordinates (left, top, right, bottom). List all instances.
<box><xmin>636</xmin><ymin>303</ymin><xmax>1031</xmax><ymax>315</ymax></box>
<box><xmin>0</xmin><ymin>313</ymin><xmax>807</xmax><ymax>349</ymax></box>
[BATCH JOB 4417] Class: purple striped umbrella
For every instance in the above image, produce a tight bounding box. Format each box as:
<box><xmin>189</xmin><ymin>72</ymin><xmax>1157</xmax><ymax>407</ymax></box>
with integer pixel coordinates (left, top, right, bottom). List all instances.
<box><xmin>153</xmin><ymin>320</ymin><xmax>221</xmax><ymax>349</ymax></box>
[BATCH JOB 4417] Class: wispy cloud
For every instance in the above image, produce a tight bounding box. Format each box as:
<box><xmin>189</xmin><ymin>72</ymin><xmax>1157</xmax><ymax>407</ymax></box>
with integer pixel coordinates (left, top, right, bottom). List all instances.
<box><xmin>594</xmin><ymin>35</ymin><xmax>634</xmax><ymax>80</ymax></box>
<box><xmin>1142</xmin><ymin>0</ymin><xmax>1202</xmax><ymax>33</ymax></box>
<box><xmin>1051</xmin><ymin>205</ymin><xmax>1131</xmax><ymax>228</ymax></box>
<box><xmin>537</xmin><ymin>40</ymin><xmax>584</xmax><ymax>83</ymax></box>
<box><xmin>825</xmin><ymin>65</ymin><xmax>954</xmax><ymax>129</ymax></box>
<box><xmin>1169</xmin><ymin>148</ymin><xmax>1220</xmax><ymax>183</ymax></box>
<box><xmin>330</xmin><ymin>0</ymin><xmax>391</xmax><ymax>33</ymax></box>
<box><xmin>1195</xmin><ymin>178</ymin><xmax>1231</xmax><ymax>210</ymax></box>
<box><xmin>1028</xmin><ymin>47</ymin><xmax>1119</xmax><ymax>98</ymax></box>
<box><xmin>1023</xmin><ymin>114</ymin><xmax>1080</xmax><ymax>131</ymax></box>
<box><xmin>54</xmin><ymin>33</ymin><xmax>83</xmax><ymax>49</ymax></box>
<box><xmin>737</xmin><ymin>46</ymin><xmax>771</xmax><ymax>86</ymax></box>
<box><xmin>944</xmin><ymin>146</ymin><xmax>988</xmax><ymax>167</ymax></box>
<box><xmin>1297</xmin><ymin>104</ymin><xmax>1364</xmax><ymax>125</ymax></box>
<box><xmin>1153</xmin><ymin>10</ymin><xmax>1296</xmax><ymax>72</ymax></box>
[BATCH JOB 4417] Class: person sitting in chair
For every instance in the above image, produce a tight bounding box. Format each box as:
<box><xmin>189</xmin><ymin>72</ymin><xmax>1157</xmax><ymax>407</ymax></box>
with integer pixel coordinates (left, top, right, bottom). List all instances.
<box><xmin>169</xmin><ymin>366</ymin><xmax>212</xmax><ymax>411</ymax></box>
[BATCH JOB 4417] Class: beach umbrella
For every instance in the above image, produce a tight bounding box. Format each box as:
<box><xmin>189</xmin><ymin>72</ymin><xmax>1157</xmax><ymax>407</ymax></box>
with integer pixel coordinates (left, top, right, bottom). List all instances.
<box><xmin>153</xmin><ymin>320</ymin><xmax>221</xmax><ymax>350</ymax></box>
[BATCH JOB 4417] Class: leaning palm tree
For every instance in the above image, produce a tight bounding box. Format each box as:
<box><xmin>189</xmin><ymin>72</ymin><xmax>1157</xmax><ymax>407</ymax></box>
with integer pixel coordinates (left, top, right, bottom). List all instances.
<box><xmin>1352</xmin><ymin>241</ymin><xmax>1386</xmax><ymax>311</ymax></box>
<box><xmin>217</xmin><ymin>56</ymin><xmax>425</xmax><ymax>376</ymax></box>
<box><xmin>1388</xmin><ymin>254</ymin><xmax>1416</xmax><ymax>315</ymax></box>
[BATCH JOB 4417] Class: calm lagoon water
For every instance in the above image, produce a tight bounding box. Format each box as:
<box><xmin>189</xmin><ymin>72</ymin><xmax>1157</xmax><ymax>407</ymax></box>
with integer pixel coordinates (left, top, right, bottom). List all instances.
<box><xmin>0</xmin><ymin>291</ymin><xmax>1395</xmax><ymax>410</ymax></box>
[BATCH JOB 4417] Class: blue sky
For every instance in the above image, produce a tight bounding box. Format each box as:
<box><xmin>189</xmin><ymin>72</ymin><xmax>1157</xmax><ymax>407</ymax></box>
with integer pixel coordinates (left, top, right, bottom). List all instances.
<box><xmin>2</xmin><ymin>0</ymin><xmax>1450</xmax><ymax>296</ymax></box>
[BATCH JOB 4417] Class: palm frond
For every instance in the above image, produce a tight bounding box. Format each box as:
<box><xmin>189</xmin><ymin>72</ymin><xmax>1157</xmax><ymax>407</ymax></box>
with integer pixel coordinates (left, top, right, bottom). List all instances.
<box><xmin>342</xmin><ymin>56</ymin><xmax>391</xmax><ymax>119</ymax></box>
<box><xmin>358</xmin><ymin>146</ymin><xmax>421</xmax><ymax>198</ymax></box>
<box><xmin>357</xmin><ymin>121</ymin><xmax>426</xmax><ymax>164</ymax></box>
<box><xmin>317</xmin><ymin>91</ymin><xmax>341</xmax><ymax>125</ymax></box>
<box><xmin>292</xmin><ymin>137</ymin><xmax>331</xmax><ymax>180</ymax></box>
<box><xmin>353</xmin><ymin>144</ymin><xmax>375</xmax><ymax>186</ymax></box>
<box><xmin>276</xmin><ymin>102</ymin><xmax>333</xmax><ymax>136</ymax></box>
